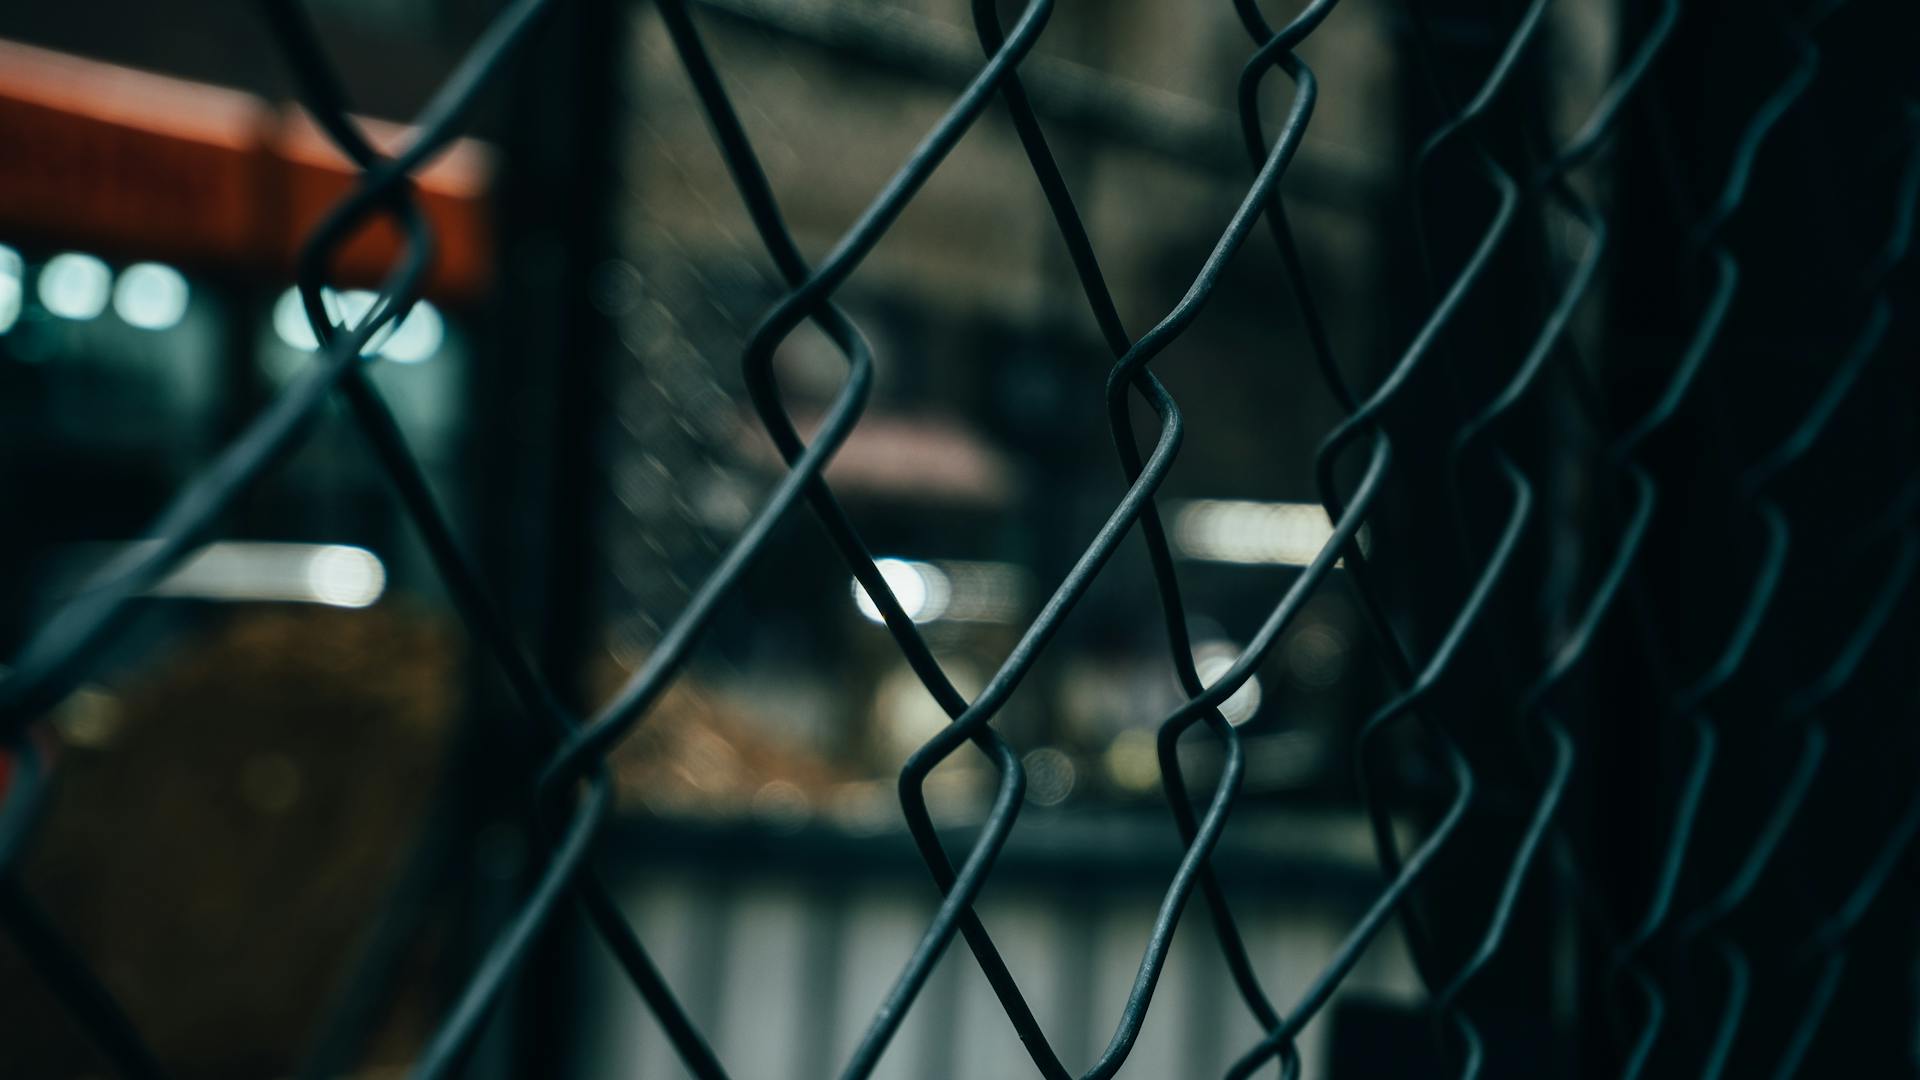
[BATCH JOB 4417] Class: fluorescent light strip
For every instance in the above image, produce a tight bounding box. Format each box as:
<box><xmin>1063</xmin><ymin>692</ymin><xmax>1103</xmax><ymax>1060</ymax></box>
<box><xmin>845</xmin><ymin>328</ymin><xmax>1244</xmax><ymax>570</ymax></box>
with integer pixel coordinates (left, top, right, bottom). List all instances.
<box><xmin>145</xmin><ymin>542</ymin><xmax>387</xmax><ymax>608</ymax></box>
<box><xmin>1171</xmin><ymin>499</ymin><xmax>1365</xmax><ymax>567</ymax></box>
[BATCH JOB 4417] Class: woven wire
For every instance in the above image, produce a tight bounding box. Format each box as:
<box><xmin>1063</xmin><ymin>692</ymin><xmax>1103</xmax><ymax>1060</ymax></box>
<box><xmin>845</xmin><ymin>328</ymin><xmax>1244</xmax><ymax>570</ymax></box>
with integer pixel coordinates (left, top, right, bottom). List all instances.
<box><xmin>1</xmin><ymin>0</ymin><xmax>1916</xmax><ymax>1076</ymax></box>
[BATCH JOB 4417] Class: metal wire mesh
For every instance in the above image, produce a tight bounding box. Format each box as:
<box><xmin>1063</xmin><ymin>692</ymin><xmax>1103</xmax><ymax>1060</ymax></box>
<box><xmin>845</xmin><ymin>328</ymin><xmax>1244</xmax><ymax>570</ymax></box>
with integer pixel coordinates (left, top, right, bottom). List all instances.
<box><xmin>2</xmin><ymin>0</ymin><xmax>1917</xmax><ymax>1076</ymax></box>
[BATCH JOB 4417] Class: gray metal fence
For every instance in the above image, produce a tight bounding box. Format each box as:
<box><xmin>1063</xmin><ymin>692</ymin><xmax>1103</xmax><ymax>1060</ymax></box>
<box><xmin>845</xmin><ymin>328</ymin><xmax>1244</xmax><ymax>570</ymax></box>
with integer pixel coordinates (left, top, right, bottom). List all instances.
<box><xmin>3</xmin><ymin>0</ymin><xmax>1917</xmax><ymax>1076</ymax></box>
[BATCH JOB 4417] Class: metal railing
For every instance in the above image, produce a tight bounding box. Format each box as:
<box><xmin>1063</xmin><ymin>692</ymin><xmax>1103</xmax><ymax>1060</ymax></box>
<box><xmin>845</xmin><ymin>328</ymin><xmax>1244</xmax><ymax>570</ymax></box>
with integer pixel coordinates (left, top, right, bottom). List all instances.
<box><xmin>2</xmin><ymin>0</ymin><xmax>1916</xmax><ymax>1076</ymax></box>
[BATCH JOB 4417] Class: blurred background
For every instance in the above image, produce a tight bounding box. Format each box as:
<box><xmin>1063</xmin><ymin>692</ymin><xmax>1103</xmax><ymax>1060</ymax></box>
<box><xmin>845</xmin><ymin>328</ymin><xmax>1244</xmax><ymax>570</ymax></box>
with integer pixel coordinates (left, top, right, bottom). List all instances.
<box><xmin>2</xmin><ymin>0</ymin><xmax>1913</xmax><ymax>1078</ymax></box>
<box><xmin>0</xmin><ymin>1</ymin><xmax>1439</xmax><ymax>1074</ymax></box>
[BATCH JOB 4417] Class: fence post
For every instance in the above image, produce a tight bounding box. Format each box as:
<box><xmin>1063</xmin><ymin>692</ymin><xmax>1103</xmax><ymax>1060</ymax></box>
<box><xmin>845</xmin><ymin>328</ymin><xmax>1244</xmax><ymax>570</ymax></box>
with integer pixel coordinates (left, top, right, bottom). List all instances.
<box><xmin>468</xmin><ymin>0</ymin><xmax>623</xmax><ymax>1073</ymax></box>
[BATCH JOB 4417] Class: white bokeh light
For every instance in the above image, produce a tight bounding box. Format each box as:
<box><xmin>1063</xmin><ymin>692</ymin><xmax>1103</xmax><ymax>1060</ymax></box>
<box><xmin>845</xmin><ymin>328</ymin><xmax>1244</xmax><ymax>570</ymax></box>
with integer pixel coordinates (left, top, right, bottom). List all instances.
<box><xmin>145</xmin><ymin>542</ymin><xmax>388</xmax><ymax>607</ymax></box>
<box><xmin>1023</xmin><ymin>747</ymin><xmax>1077</xmax><ymax>806</ymax></box>
<box><xmin>38</xmin><ymin>252</ymin><xmax>112</xmax><ymax>320</ymax></box>
<box><xmin>272</xmin><ymin>286</ymin><xmax>320</xmax><ymax>350</ymax></box>
<box><xmin>112</xmin><ymin>262</ymin><xmax>190</xmax><ymax>330</ymax></box>
<box><xmin>852</xmin><ymin>558</ymin><xmax>952</xmax><ymax>624</ymax></box>
<box><xmin>330</xmin><ymin>290</ymin><xmax>384</xmax><ymax>351</ymax></box>
<box><xmin>1194</xmin><ymin>641</ymin><xmax>1264</xmax><ymax>726</ymax></box>
<box><xmin>271</xmin><ymin>286</ymin><xmax>442</xmax><ymax>362</ymax></box>
<box><xmin>272</xmin><ymin>288</ymin><xmax>376</xmax><ymax>352</ymax></box>
<box><xmin>380</xmin><ymin>300</ymin><xmax>445</xmax><ymax>363</ymax></box>
<box><xmin>303</xmin><ymin>545</ymin><xmax>386</xmax><ymax>608</ymax></box>
<box><xmin>0</xmin><ymin>246</ymin><xmax>22</xmax><ymax>334</ymax></box>
<box><xmin>1172</xmin><ymin>499</ymin><xmax>1362</xmax><ymax>567</ymax></box>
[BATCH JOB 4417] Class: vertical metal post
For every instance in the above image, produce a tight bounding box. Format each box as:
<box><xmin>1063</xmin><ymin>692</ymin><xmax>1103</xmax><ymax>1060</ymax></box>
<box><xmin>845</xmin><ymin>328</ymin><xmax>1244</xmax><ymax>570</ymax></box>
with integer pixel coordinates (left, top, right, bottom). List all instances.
<box><xmin>461</xmin><ymin>0</ymin><xmax>623</xmax><ymax>1072</ymax></box>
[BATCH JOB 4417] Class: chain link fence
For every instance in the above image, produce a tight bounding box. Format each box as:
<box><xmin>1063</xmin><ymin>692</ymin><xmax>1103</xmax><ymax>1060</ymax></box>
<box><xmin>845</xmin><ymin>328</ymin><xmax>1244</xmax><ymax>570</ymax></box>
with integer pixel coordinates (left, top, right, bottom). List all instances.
<box><xmin>2</xmin><ymin>0</ymin><xmax>1917</xmax><ymax>1076</ymax></box>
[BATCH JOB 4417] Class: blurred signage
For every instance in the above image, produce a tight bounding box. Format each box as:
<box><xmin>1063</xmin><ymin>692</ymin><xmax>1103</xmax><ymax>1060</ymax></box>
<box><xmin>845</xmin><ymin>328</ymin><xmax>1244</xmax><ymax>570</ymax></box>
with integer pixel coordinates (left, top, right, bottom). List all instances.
<box><xmin>0</xmin><ymin>38</ymin><xmax>493</xmax><ymax>299</ymax></box>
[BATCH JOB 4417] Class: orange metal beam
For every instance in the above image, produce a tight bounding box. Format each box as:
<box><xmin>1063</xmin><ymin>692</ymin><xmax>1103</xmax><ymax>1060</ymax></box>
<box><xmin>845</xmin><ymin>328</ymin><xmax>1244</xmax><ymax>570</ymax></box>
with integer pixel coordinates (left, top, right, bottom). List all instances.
<box><xmin>0</xmin><ymin>38</ymin><xmax>495</xmax><ymax>300</ymax></box>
